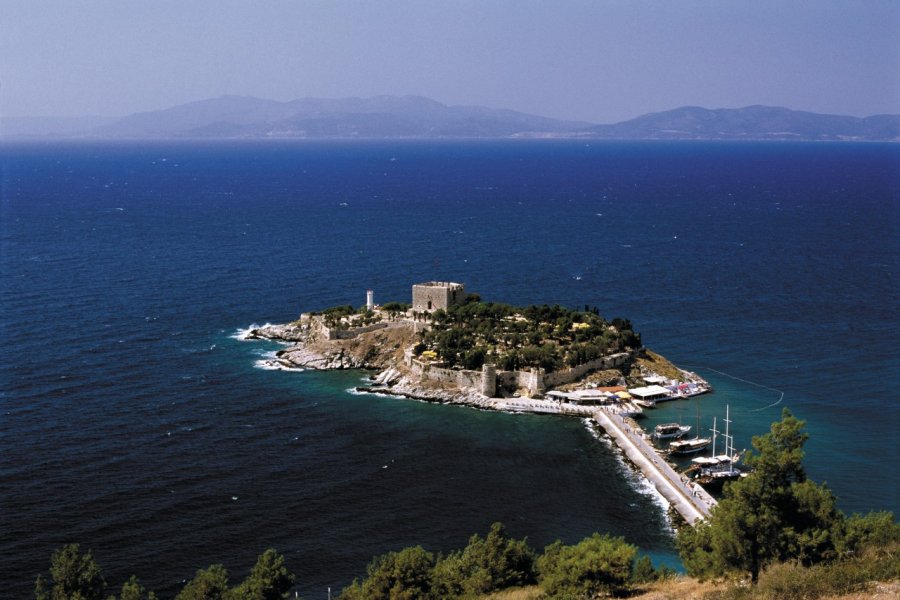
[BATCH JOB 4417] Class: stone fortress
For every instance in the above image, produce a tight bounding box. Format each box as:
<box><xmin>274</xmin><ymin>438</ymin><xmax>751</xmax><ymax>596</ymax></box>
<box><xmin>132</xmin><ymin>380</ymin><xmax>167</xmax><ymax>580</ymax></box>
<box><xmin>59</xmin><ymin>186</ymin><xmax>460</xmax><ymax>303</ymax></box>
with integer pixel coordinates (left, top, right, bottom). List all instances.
<box><xmin>404</xmin><ymin>281</ymin><xmax>632</xmax><ymax>398</ymax></box>
<box><xmin>412</xmin><ymin>281</ymin><xmax>466</xmax><ymax>312</ymax></box>
<box><xmin>269</xmin><ymin>281</ymin><xmax>633</xmax><ymax>399</ymax></box>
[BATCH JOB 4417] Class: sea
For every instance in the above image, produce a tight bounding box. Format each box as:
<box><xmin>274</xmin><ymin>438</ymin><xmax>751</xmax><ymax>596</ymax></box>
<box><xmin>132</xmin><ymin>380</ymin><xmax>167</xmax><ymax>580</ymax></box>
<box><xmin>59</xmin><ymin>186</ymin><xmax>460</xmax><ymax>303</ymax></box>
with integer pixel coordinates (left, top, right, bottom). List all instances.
<box><xmin>1</xmin><ymin>140</ymin><xmax>897</xmax><ymax>599</ymax></box>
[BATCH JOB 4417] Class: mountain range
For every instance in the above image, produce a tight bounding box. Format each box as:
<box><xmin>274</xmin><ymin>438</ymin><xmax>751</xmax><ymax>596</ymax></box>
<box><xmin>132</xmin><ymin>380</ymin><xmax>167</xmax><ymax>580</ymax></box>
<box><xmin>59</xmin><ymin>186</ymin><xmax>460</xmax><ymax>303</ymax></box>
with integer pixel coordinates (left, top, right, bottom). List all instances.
<box><xmin>3</xmin><ymin>95</ymin><xmax>898</xmax><ymax>141</ymax></box>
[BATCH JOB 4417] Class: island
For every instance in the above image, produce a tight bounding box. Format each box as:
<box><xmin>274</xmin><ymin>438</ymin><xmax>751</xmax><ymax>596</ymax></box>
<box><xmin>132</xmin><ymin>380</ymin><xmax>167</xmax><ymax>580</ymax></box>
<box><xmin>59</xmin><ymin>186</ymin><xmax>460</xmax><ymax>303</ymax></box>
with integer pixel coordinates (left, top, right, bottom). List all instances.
<box><xmin>246</xmin><ymin>281</ymin><xmax>709</xmax><ymax>411</ymax></box>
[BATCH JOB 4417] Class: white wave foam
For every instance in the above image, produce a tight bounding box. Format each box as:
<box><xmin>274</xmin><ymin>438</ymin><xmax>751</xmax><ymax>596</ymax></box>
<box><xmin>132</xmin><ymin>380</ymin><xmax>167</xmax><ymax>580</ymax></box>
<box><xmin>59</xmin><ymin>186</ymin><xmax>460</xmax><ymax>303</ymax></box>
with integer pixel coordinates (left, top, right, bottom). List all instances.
<box><xmin>581</xmin><ymin>418</ymin><xmax>673</xmax><ymax>528</ymax></box>
<box><xmin>253</xmin><ymin>358</ymin><xmax>304</xmax><ymax>372</ymax></box>
<box><xmin>347</xmin><ymin>388</ymin><xmax>393</xmax><ymax>398</ymax></box>
<box><xmin>231</xmin><ymin>323</ymin><xmax>273</xmax><ymax>341</ymax></box>
<box><xmin>582</xmin><ymin>418</ymin><xmax>614</xmax><ymax>449</ymax></box>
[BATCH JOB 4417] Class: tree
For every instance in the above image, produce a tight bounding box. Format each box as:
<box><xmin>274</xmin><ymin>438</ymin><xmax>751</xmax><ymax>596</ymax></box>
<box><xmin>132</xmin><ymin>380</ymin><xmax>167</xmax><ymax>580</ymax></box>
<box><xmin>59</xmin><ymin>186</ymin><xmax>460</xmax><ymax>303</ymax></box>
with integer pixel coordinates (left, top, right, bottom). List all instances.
<box><xmin>432</xmin><ymin>522</ymin><xmax>535</xmax><ymax>597</ymax></box>
<box><xmin>631</xmin><ymin>555</ymin><xmax>657</xmax><ymax>584</ymax></box>
<box><xmin>536</xmin><ymin>533</ymin><xmax>636</xmax><ymax>598</ymax></box>
<box><xmin>339</xmin><ymin>546</ymin><xmax>435</xmax><ymax>600</ymax></box>
<box><xmin>35</xmin><ymin>543</ymin><xmax>107</xmax><ymax>600</ymax></box>
<box><xmin>120</xmin><ymin>575</ymin><xmax>158</xmax><ymax>600</ymax></box>
<box><xmin>175</xmin><ymin>565</ymin><xmax>230</xmax><ymax>600</ymax></box>
<box><xmin>839</xmin><ymin>510</ymin><xmax>900</xmax><ymax>556</ymax></box>
<box><xmin>230</xmin><ymin>550</ymin><xmax>295</xmax><ymax>600</ymax></box>
<box><xmin>677</xmin><ymin>408</ymin><xmax>845</xmax><ymax>583</ymax></box>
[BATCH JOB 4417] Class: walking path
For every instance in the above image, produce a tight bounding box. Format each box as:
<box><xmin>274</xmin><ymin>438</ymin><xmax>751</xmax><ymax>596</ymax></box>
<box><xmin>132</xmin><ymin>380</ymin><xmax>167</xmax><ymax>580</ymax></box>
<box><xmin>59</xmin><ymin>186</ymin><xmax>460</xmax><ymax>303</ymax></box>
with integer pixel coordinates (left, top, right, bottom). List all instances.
<box><xmin>592</xmin><ymin>408</ymin><xmax>716</xmax><ymax>524</ymax></box>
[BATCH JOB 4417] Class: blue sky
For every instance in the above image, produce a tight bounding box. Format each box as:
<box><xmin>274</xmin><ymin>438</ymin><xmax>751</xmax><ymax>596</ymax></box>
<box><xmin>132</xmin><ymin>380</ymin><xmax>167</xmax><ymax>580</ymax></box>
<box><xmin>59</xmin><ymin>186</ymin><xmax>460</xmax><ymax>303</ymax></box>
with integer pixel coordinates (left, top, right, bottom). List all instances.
<box><xmin>2</xmin><ymin>1</ymin><xmax>898</xmax><ymax>122</ymax></box>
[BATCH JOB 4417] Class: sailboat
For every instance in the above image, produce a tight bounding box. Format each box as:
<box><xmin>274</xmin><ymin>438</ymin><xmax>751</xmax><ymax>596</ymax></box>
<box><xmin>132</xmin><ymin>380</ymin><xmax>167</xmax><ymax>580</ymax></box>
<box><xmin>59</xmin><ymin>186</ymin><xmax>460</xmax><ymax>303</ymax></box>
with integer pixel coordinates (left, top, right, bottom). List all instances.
<box><xmin>668</xmin><ymin>403</ymin><xmax>711</xmax><ymax>455</ymax></box>
<box><xmin>692</xmin><ymin>405</ymin><xmax>743</xmax><ymax>490</ymax></box>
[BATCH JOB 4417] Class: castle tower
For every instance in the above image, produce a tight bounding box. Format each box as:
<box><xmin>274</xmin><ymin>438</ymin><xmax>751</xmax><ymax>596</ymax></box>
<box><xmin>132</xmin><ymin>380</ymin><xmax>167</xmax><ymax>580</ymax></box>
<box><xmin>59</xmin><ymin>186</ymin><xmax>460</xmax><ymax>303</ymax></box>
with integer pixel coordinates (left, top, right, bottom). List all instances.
<box><xmin>412</xmin><ymin>281</ymin><xmax>465</xmax><ymax>312</ymax></box>
<box><xmin>366</xmin><ymin>289</ymin><xmax>374</xmax><ymax>311</ymax></box>
<box><xmin>481</xmin><ymin>363</ymin><xmax>497</xmax><ymax>397</ymax></box>
<box><xmin>527</xmin><ymin>367</ymin><xmax>545</xmax><ymax>398</ymax></box>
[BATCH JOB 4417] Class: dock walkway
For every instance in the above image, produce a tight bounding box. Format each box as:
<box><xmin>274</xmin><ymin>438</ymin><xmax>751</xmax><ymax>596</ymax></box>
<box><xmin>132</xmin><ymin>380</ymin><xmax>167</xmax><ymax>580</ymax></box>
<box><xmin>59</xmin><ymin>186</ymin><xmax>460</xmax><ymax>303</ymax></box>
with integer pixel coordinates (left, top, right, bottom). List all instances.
<box><xmin>592</xmin><ymin>408</ymin><xmax>716</xmax><ymax>524</ymax></box>
<box><xmin>486</xmin><ymin>397</ymin><xmax>716</xmax><ymax>525</ymax></box>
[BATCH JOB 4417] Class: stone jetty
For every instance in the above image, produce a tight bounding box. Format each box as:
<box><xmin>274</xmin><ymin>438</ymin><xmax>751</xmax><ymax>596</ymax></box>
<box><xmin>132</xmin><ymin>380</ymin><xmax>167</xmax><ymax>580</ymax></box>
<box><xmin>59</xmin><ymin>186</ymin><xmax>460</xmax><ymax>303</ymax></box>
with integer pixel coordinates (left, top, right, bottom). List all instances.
<box><xmin>482</xmin><ymin>397</ymin><xmax>717</xmax><ymax>525</ymax></box>
<box><xmin>591</xmin><ymin>407</ymin><xmax>716</xmax><ymax>524</ymax></box>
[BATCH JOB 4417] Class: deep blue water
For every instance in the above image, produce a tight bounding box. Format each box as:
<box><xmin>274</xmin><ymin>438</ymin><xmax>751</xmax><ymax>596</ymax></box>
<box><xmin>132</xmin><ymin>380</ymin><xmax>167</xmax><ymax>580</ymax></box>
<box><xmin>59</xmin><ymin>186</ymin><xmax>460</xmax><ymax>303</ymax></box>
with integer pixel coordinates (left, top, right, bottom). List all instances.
<box><xmin>1</xmin><ymin>140</ymin><xmax>897</xmax><ymax>599</ymax></box>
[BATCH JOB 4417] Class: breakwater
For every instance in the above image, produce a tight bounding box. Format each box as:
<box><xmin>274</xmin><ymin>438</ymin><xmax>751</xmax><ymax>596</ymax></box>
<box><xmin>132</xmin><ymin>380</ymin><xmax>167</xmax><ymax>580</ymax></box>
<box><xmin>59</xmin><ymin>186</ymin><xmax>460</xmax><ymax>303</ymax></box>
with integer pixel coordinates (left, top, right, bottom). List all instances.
<box><xmin>484</xmin><ymin>397</ymin><xmax>716</xmax><ymax>525</ymax></box>
<box><xmin>591</xmin><ymin>409</ymin><xmax>716</xmax><ymax>524</ymax></box>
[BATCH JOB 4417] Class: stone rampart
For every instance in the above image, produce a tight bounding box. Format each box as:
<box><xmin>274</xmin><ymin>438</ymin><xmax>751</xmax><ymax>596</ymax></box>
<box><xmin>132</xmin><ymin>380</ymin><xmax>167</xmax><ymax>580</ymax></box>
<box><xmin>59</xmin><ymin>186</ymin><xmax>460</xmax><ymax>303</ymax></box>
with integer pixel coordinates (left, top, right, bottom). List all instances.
<box><xmin>409</xmin><ymin>351</ymin><xmax>635</xmax><ymax>397</ymax></box>
<box><xmin>408</xmin><ymin>360</ymin><xmax>483</xmax><ymax>391</ymax></box>
<box><xmin>323</xmin><ymin>322</ymin><xmax>389</xmax><ymax>340</ymax></box>
<box><xmin>542</xmin><ymin>352</ymin><xmax>634</xmax><ymax>387</ymax></box>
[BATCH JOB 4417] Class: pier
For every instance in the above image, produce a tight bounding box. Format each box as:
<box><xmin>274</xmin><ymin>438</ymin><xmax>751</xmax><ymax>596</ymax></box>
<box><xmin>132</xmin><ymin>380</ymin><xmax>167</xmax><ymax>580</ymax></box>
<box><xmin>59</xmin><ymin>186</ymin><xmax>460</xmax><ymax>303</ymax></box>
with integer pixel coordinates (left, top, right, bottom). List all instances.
<box><xmin>591</xmin><ymin>408</ymin><xmax>716</xmax><ymax>524</ymax></box>
<box><xmin>486</xmin><ymin>397</ymin><xmax>717</xmax><ymax>525</ymax></box>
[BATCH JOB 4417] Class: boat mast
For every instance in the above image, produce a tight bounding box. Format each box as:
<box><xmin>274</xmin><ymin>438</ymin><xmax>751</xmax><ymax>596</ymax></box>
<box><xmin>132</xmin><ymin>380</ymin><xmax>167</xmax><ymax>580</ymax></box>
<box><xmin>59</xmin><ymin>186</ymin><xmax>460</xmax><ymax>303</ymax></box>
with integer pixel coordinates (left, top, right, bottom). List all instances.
<box><xmin>709</xmin><ymin>416</ymin><xmax>719</xmax><ymax>457</ymax></box>
<box><xmin>723</xmin><ymin>405</ymin><xmax>735</xmax><ymax>473</ymax></box>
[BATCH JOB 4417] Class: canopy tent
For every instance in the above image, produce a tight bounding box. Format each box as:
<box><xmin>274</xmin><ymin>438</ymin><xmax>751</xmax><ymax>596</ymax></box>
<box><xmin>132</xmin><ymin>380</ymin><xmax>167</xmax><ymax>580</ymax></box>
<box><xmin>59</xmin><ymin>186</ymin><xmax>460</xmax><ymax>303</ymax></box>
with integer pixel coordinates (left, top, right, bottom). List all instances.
<box><xmin>628</xmin><ymin>385</ymin><xmax>673</xmax><ymax>399</ymax></box>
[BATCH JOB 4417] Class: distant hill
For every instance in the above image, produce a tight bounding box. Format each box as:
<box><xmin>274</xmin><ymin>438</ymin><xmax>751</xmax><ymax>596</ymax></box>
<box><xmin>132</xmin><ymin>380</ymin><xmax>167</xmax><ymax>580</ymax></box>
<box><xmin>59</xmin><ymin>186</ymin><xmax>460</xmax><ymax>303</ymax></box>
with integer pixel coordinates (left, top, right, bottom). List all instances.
<box><xmin>91</xmin><ymin>95</ymin><xmax>592</xmax><ymax>139</ymax></box>
<box><xmin>581</xmin><ymin>105</ymin><xmax>900</xmax><ymax>141</ymax></box>
<box><xmin>3</xmin><ymin>96</ymin><xmax>897</xmax><ymax>140</ymax></box>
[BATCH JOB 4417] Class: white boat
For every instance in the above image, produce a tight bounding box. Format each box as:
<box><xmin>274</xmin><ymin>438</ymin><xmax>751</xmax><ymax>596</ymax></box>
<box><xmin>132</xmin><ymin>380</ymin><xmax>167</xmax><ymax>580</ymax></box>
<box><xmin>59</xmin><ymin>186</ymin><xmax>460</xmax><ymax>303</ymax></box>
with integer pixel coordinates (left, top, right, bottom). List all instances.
<box><xmin>653</xmin><ymin>422</ymin><xmax>691</xmax><ymax>439</ymax></box>
<box><xmin>668</xmin><ymin>405</ymin><xmax>710</xmax><ymax>454</ymax></box>
<box><xmin>668</xmin><ymin>436</ymin><xmax>711</xmax><ymax>455</ymax></box>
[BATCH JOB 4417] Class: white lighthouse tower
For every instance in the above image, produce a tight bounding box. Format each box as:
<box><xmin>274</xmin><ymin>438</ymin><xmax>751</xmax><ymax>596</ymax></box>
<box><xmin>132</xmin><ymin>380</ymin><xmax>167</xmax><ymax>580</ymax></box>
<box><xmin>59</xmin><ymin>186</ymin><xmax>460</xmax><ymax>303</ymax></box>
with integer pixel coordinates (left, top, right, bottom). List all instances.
<box><xmin>366</xmin><ymin>289</ymin><xmax>374</xmax><ymax>311</ymax></box>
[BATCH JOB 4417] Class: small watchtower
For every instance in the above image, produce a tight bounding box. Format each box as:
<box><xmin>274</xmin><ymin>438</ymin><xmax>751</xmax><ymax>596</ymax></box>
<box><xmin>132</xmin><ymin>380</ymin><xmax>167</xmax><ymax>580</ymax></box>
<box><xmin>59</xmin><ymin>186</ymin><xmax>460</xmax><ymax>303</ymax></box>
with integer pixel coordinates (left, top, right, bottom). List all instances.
<box><xmin>412</xmin><ymin>281</ymin><xmax>465</xmax><ymax>312</ymax></box>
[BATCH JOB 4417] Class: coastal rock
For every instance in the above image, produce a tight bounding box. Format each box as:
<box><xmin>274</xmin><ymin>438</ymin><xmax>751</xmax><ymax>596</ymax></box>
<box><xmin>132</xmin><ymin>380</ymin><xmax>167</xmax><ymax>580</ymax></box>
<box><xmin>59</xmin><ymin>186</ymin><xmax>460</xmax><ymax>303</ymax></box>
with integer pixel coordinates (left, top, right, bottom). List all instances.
<box><xmin>359</xmin><ymin>372</ymin><xmax>490</xmax><ymax>407</ymax></box>
<box><xmin>276</xmin><ymin>346</ymin><xmax>366</xmax><ymax>370</ymax></box>
<box><xmin>247</xmin><ymin>323</ymin><xmax>306</xmax><ymax>342</ymax></box>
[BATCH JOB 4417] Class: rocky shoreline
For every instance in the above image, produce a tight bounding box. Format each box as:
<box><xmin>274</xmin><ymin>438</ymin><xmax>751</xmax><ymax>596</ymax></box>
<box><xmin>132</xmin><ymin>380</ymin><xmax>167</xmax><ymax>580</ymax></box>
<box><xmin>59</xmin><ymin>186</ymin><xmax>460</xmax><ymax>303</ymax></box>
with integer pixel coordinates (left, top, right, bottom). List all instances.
<box><xmin>242</xmin><ymin>320</ymin><xmax>703</xmax><ymax>413</ymax></box>
<box><xmin>245</xmin><ymin>323</ymin><xmax>494</xmax><ymax>407</ymax></box>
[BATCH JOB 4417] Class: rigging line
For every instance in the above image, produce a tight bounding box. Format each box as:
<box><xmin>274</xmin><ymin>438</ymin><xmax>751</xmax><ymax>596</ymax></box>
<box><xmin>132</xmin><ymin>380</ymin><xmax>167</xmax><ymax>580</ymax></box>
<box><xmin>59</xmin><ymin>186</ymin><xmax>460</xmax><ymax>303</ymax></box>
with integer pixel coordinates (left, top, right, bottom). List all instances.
<box><xmin>680</xmin><ymin>365</ymin><xmax>784</xmax><ymax>411</ymax></box>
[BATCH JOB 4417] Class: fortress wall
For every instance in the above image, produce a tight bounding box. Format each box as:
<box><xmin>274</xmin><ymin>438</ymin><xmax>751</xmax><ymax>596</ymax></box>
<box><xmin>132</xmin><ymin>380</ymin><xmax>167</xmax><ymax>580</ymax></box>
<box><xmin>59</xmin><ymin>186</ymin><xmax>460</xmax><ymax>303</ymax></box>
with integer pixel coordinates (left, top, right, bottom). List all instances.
<box><xmin>411</xmin><ymin>351</ymin><xmax>636</xmax><ymax>396</ymax></box>
<box><xmin>322</xmin><ymin>321</ymin><xmax>390</xmax><ymax>340</ymax></box>
<box><xmin>542</xmin><ymin>351</ymin><xmax>634</xmax><ymax>387</ymax></box>
<box><xmin>411</xmin><ymin>361</ymin><xmax>483</xmax><ymax>391</ymax></box>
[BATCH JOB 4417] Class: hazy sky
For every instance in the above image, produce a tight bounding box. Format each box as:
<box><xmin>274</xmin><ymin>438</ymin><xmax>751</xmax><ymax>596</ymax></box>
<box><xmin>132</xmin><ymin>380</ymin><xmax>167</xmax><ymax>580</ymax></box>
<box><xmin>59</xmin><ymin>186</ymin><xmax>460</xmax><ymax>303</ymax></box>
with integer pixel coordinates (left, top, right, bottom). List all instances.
<box><xmin>3</xmin><ymin>1</ymin><xmax>898</xmax><ymax>123</ymax></box>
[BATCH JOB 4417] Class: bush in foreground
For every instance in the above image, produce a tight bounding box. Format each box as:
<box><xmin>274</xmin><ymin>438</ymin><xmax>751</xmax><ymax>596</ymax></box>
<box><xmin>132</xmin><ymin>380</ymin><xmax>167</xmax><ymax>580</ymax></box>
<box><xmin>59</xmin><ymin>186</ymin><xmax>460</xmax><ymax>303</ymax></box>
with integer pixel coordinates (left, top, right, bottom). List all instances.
<box><xmin>536</xmin><ymin>533</ymin><xmax>637</xmax><ymax>599</ymax></box>
<box><xmin>340</xmin><ymin>522</ymin><xmax>536</xmax><ymax>600</ymax></box>
<box><xmin>34</xmin><ymin>545</ymin><xmax>295</xmax><ymax>600</ymax></box>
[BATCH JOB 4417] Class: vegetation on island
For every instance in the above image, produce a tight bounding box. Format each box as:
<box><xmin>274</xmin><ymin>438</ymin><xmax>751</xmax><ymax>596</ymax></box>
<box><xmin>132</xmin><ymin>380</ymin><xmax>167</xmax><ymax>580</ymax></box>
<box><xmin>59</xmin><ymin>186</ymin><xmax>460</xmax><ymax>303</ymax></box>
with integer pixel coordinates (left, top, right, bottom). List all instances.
<box><xmin>33</xmin><ymin>411</ymin><xmax>898</xmax><ymax>600</ymax></box>
<box><xmin>415</xmin><ymin>299</ymin><xmax>641</xmax><ymax>372</ymax></box>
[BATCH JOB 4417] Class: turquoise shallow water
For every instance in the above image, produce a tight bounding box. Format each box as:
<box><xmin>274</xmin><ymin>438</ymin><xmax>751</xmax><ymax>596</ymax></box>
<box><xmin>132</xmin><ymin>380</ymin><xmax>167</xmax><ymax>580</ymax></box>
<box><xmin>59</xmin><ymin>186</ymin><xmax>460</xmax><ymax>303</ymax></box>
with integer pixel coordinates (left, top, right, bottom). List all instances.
<box><xmin>1</xmin><ymin>140</ymin><xmax>897</xmax><ymax>598</ymax></box>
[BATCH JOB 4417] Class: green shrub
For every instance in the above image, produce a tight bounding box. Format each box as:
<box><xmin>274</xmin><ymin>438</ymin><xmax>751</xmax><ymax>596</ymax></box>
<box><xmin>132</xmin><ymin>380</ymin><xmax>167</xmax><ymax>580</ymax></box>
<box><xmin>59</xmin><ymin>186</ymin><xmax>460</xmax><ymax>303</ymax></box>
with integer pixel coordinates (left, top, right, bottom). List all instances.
<box><xmin>537</xmin><ymin>533</ymin><xmax>636</xmax><ymax>599</ymax></box>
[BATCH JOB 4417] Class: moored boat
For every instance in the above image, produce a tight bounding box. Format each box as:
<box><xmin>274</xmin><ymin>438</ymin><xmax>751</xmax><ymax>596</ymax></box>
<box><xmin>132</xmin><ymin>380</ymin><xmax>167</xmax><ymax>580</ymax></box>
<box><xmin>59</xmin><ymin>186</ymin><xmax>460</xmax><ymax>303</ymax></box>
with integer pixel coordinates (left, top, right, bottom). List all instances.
<box><xmin>692</xmin><ymin>406</ymin><xmax>744</xmax><ymax>491</ymax></box>
<box><xmin>653</xmin><ymin>422</ymin><xmax>691</xmax><ymax>439</ymax></box>
<box><xmin>668</xmin><ymin>436</ymin><xmax>711</xmax><ymax>455</ymax></box>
